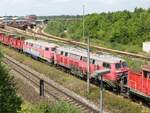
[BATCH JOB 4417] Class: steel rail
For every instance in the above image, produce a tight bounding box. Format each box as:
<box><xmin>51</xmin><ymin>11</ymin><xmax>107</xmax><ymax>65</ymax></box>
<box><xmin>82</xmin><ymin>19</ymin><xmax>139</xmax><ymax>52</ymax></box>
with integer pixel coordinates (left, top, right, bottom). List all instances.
<box><xmin>3</xmin><ymin>55</ymin><xmax>100</xmax><ymax>113</ymax></box>
<box><xmin>5</xmin><ymin>26</ymin><xmax>150</xmax><ymax>60</ymax></box>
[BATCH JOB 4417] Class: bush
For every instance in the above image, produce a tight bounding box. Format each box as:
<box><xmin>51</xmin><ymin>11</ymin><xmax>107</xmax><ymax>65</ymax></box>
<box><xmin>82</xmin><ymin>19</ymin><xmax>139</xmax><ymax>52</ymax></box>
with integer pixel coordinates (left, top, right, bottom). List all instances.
<box><xmin>20</xmin><ymin>101</ymin><xmax>83</xmax><ymax>113</ymax></box>
<box><xmin>0</xmin><ymin>52</ymin><xmax>22</xmax><ymax>113</ymax></box>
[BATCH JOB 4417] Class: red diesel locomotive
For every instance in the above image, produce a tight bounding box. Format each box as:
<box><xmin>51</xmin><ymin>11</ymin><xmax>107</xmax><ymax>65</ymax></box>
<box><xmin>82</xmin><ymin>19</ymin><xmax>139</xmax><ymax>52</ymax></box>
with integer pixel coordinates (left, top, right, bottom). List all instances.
<box><xmin>54</xmin><ymin>46</ymin><xmax>129</xmax><ymax>88</ymax></box>
<box><xmin>0</xmin><ymin>32</ymin><xmax>149</xmax><ymax>103</ymax></box>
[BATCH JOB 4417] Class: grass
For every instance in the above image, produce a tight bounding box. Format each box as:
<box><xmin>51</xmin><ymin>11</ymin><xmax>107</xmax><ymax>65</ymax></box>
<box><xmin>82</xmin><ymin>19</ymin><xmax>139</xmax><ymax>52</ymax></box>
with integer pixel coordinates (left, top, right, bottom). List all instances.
<box><xmin>0</xmin><ymin>45</ymin><xmax>150</xmax><ymax>113</ymax></box>
<box><xmin>49</xmin><ymin>101</ymin><xmax>84</xmax><ymax>113</ymax></box>
<box><xmin>20</xmin><ymin>101</ymin><xmax>83</xmax><ymax>113</ymax></box>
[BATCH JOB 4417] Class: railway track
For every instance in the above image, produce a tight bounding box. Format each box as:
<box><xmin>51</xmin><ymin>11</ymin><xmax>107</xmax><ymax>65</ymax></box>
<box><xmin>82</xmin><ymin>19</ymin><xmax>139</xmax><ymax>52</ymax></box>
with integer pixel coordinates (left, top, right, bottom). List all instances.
<box><xmin>3</xmin><ymin>26</ymin><xmax>150</xmax><ymax>60</ymax></box>
<box><xmin>40</xmin><ymin>28</ymin><xmax>150</xmax><ymax>60</ymax></box>
<box><xmin>3</xmin><ymin>55</ymin><xmax>101</xmax><ymax>113</ymax></box>
<box><xmin>1</xmin><ymin>26</ymin><xmax>150</xmax><ymax>111</ymax></box>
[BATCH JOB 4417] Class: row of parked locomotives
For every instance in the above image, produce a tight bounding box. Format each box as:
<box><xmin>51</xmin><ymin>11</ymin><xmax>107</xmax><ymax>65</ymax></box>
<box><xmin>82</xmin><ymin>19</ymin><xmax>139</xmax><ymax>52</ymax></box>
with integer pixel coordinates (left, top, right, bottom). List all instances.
<box><xmin>0</xmin><ymin>32</ymin><xmax>149</xmax><ymax>104</ymax></box>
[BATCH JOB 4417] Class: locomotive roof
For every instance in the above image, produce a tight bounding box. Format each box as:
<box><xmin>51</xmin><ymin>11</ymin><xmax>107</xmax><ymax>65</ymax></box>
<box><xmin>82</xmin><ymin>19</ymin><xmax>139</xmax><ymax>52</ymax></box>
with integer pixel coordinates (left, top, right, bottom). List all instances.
<box><xmin>92</xmin><ymin>54</ymin><xmax>125</xmax><ymax>63</ymax></box>
<box><xmin>8</xmin><ymin>34</ymin><xmax>26</xmax><ymax>39</ymax></box>
<box><xmin>0</xmin><ymin>32</ymin><xmax>5</xmax><ymax>34</ymax></box>
<box><xmin>57</xmin><ymin>46</ymin><xmax>88</xmax><ymax>56</ymax></box>
<box><xmin>8</xmin><ymin>34</ymin><xmax>16</xmax><ymax>37</ymax></box>
<box><xmin>25</xmin><ymin>39</ymin><xmax>58</xmax><ymax>48</ymax></box>
<box><xmin>57</xmin><ymin>46</ymin><xmax>125</xmax><ymax>64</ymax></box>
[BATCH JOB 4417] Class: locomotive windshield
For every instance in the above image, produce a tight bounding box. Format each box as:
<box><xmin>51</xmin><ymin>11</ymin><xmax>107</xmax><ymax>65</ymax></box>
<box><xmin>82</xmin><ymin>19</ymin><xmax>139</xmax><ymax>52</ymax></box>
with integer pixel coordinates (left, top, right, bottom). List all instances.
<box><xmin>115</xmin><ymin>63</ymin><xmax>121</xmax><ymax>69</ymax></box>
<box><xmin>103</xmin><ymin>63</ymin><xmax>111</xmax><ymax>69</ymax></box>
<box><xmin>115</xmin><ymin>62</ymin><xmax>127</xmax><ymax>69</ymax></box>
<box><xmin>51</xmin><ymin>48</ymin><xmax>56</xmax><ymax>51</ymax></box>
<box><xmin>122</xmin><ymin>62</ymin><xmax>128</xmax><ymax>67</ymax></box>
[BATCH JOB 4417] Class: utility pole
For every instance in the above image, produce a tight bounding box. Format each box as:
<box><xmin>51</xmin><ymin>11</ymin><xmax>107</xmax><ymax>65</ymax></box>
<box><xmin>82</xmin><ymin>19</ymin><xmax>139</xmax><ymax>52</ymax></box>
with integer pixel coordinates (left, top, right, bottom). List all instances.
<box><xmin>83</xmin><ymin>5</ymin><xmax>85</xmax><ymax>42</ymax></box>
<box><xmin>87</xmin><ymin>32</ymin><xmax>90</xmax><ymax>94</ymax></box>
<box><xmin>83</xmin><ymin>5</ymin><xmax>90</xmax><ymax>94</ymax></box>
<box><xmin>100</xmin><ymin>75</ymin><xmax>104</xmax><ymax>113</ymax></box>
<box><xmin>94</xmin><ymin>69</ymin><xmax>110</xmax><ymax>113</ymax></box>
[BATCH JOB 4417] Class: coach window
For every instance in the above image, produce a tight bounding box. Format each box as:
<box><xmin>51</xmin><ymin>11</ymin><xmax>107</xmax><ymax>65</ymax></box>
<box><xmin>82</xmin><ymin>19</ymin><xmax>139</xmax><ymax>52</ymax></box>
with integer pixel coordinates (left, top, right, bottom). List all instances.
<box><xmin>103</xmin><ymin>62</ymin><xmax>111</xmax><ymax>69</ymax></box>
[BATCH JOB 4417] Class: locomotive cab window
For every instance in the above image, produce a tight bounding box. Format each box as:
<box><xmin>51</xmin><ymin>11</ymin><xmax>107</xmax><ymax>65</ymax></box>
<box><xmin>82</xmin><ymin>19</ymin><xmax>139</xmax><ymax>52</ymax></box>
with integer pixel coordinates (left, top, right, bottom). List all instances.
<box><xmin>122</xmin><ymin>62</ymin><xmax>128</xmax><ymax>67</ymax></box>
<box><xmin>65</xmin><ymin>52</ymin><xmax>68</xmax><ymax>57</ymax></box>
<box><xmin>51</xmin><ymin>48</ymin><xmax>56</xmax><ymax>51</ymax></box>
<box><xmin>115</xmin><ymin>63</ymin><xmax>121</xmax><ymax>69</ymax></box>
<box><xmin>61</xmin><ymin>51</ymin><xmax>64</xmax><ymax>55</ymax></box>
<box><xmin>45</xmin><ymin>47</ymin><xmax>49</xmax><ymax>51</ymax></box>
<box><xmin>92</xmin><ymin>59</ymin><xmax>95</xmax><ymax>64</ymax></box>
<box><xmin>80</xmin><ymin>56</ymin><xmax>83</xmax><ymax>60</ymax></box>
<box><xmin>103</xmin><ymin>63</ymin><xmax>111</xmax><ymax>69</ymax></box>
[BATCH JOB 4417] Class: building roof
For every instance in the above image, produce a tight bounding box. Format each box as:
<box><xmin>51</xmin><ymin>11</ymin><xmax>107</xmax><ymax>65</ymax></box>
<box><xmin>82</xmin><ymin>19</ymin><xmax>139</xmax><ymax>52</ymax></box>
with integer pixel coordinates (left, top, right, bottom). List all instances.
<box><xmin>143</xmin><ymin>42</ymin><xmax>150</xmax><ymax>44</ymax></box>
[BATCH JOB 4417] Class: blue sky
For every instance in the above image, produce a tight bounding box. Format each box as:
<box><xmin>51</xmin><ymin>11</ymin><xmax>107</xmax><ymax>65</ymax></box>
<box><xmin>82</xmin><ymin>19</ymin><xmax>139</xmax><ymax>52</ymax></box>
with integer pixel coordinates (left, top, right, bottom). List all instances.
<box><xmin>0</xmin><ymin>0</ymin><xmax>150</xmax><ymax>16</ymax></box>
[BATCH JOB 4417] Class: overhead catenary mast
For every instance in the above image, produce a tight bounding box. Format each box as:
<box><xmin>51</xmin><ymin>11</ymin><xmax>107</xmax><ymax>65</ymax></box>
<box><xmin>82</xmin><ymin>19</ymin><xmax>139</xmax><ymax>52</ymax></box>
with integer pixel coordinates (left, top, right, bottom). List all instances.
<box><xmin>83</xmin><ymin>5</ymin><xmax>90</xmax><ymax>94</ymax></box>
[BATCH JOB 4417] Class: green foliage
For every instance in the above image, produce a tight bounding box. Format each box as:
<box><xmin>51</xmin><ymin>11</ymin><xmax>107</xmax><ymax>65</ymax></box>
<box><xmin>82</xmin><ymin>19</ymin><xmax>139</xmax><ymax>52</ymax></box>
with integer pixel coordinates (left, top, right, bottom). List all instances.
<box><xmin>20</xmin><ymin>101</ymin><xmax>83</xmax><ymax>113</ymax></box>
<box><xmin>48</xmin><ymin>101</ymin><xmax>83</xmax><ymax>113</ymax></box>
<box><xmin>124</xmin><ymin>57</ymin><xmax>147</xmax><ymax>71</ymax></box>
<box><xmin>45</xmin><ymin>21</ymin><xmax>65</xmax><ymax>36</ymax></box>
<box><xmin>45</xmin><ymin>8</ymin><xmax>150</xmax><ymax>52</ymax></box>
<box><xmin>0</xmin><ymin>52</ymin><xmax>22</xmax><ymax>113</ymax></box>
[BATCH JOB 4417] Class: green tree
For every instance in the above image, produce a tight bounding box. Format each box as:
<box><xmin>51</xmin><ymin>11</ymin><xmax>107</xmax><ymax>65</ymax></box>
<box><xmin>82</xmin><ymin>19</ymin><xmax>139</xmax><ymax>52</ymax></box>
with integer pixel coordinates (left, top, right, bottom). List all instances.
<box><xmin>0</xmin><ymin>53</ymin><xmax>22</xmax><ymax>113</ymax></box>
<box><xmin>45</xmin><ymin>8</ymin><xmax>150</xmax><ymax>52</ymax></box>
